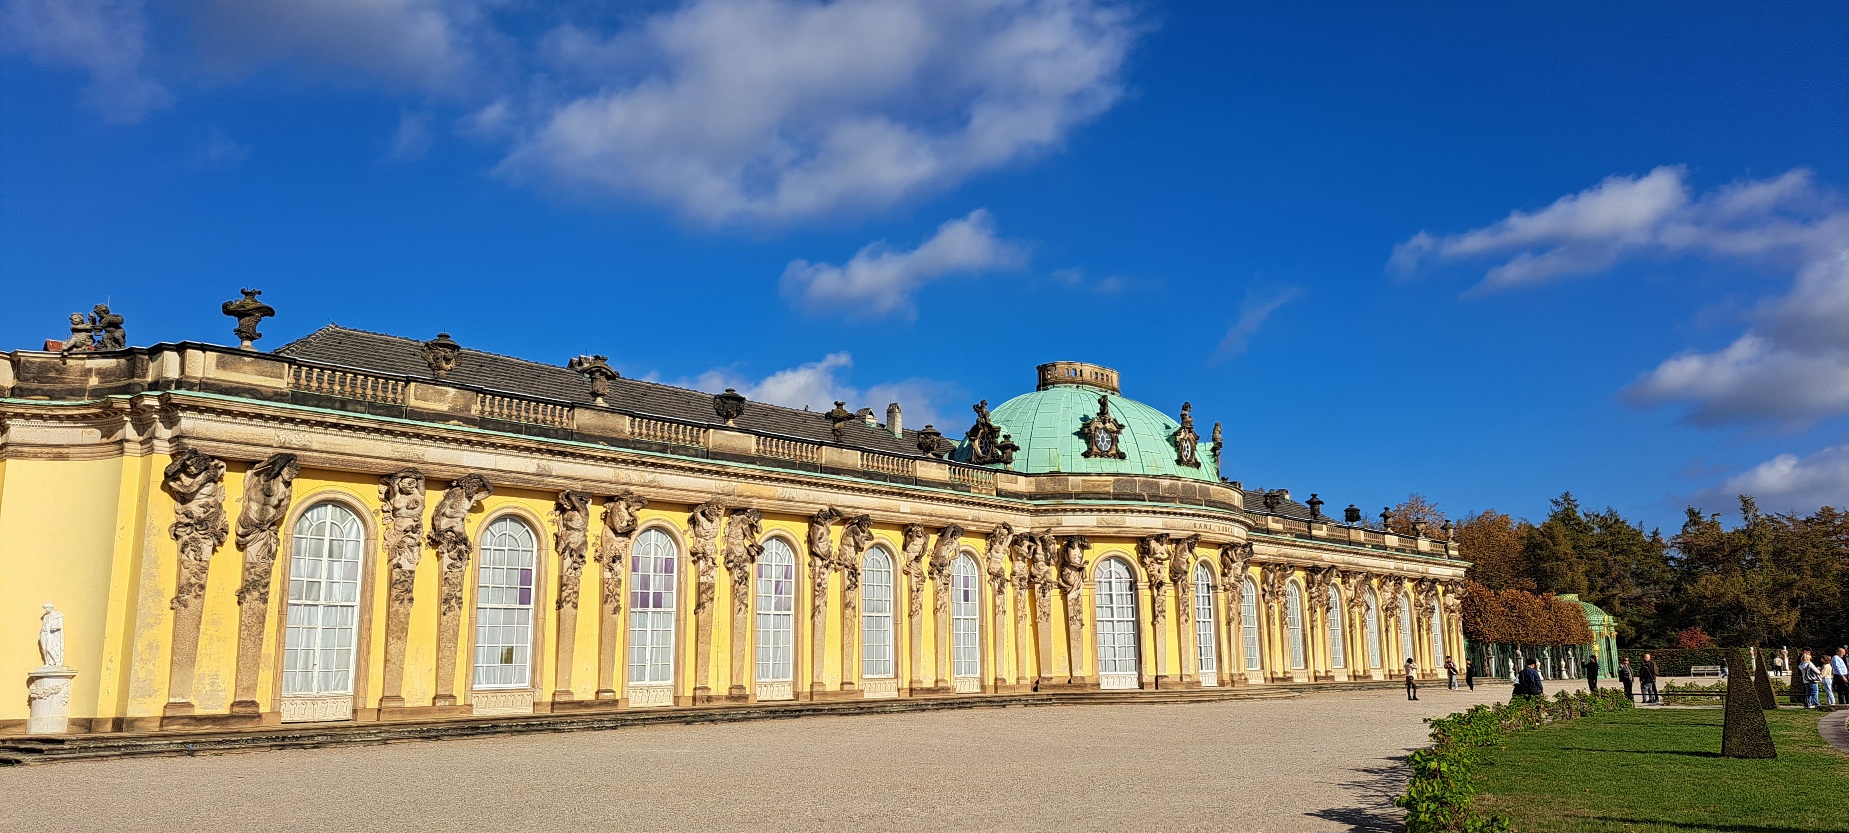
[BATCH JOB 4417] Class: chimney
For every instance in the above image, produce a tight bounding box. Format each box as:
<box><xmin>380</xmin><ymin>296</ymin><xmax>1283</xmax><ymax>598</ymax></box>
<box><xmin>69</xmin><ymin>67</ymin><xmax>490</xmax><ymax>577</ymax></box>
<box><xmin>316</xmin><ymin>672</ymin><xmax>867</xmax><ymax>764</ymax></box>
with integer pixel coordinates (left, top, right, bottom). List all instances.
<box><xmin>886</xmin><ymin>402</ymin><xmax>903</xmax><ymax>437</ymax></box>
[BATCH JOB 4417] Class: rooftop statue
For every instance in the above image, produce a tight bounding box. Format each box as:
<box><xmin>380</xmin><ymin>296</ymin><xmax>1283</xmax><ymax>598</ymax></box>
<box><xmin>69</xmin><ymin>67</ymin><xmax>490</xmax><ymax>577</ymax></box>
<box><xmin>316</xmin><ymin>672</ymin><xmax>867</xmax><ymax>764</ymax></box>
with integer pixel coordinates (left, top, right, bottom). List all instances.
<box><xmin>1173</xmin><ymin>402</ymin><xmax>1201</xmax><ymax>468</ymax></box>
<box><xmin>824</xmin><ymin>401</ymin><xmax>855</xmax><ymax>442</ymax></box>
<box><xmin>221</xmin><ymin>289</ymin><xmax>275</xmax><ymax>349</ymax></box>
<box><xmin>60</xmin><ymin>304</ymin><xmax>126</xmax><ymax>354</ymax></box>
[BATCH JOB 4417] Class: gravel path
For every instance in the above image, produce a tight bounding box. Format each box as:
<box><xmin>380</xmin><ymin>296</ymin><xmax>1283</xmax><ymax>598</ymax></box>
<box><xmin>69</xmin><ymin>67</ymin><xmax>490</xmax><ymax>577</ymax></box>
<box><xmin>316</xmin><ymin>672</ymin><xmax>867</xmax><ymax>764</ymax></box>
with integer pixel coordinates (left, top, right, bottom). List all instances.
<box><xmin>1</xmin><ymin>686</ymin><xmax>1502</xmax><ymax>833</ymax></box>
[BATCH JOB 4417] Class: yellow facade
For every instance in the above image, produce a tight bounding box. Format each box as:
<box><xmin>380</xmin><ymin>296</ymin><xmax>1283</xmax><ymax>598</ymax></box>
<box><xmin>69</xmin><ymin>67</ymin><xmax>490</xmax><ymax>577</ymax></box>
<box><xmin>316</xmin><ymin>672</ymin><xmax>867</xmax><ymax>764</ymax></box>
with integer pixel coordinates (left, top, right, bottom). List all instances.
<box><xmin>0</xmin><ymin>333</ymin><xmax>1468</xmax><ymax>734</ymax></box>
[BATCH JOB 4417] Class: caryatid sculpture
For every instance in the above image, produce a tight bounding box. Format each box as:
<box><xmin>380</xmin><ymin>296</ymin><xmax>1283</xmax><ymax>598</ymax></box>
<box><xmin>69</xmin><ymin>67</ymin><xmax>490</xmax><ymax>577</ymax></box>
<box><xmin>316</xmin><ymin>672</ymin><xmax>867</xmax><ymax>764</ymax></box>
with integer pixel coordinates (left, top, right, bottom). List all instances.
<box><xmin>161</xmin><ymin>447</ymin><xmax>228</xmax><ymax>715</ymax></box>
<box><xmin>724</xmin><ymin>507</ymin><xmax>764</xmax><ymax>698</ymax></box>
<box><xmin>928</xmin><ymin>524</ymin><xmax>964</xmax><ymax>688</ymax></box>
<box><xmin>550</xmin><ymin>491</ymin><xmax>594</xmax><ymax>701</ymax></box>
<box><xmin>837</xmin><ymin>514</ymin><xmax>875</xmax><ymax>690</ymax></box>
<box><xmin>1170</xmin><ymin>533</ymin><xmax>1201</xmax><ymax>683</ymax></box>
<box><xmin>984</xmin><ymin>523</ymin><xmax>1014</xmax><ymax>686</ymax></box>
<box><xmin>1057</xmin><ymin>535</ymin><xmax>1090</xmax><ymax>684</ymax></box>
<box><xmin>594</xmin><ymin>491</ymin><xmax>648</xmax><ymax>698</ymax></box>
<box><xmin>231</xmin><ymin>452</ymin><xmax>299</xmax><ymax>711</ymax></box>
<box><xmin>807</xmin><ymin>507</ymin><xmax>842</xmax><ymax>694</ymax></box>
<box><xmin>376</xmin><ymin>468</ymin><xmax>425</xmax><ymax>707</ymax></box>
<box><xmin>900</xmin><ymin>523</ymin><xmax>930</xmax><ymax>691</ymax></box>
<box><xmin>688</xmin><ymin>500</ymin><xmax>726</xmax><ymax>701</ymax></box>
<box><xmin>1138</xmin><ymin>535</ymin><xmax>1175</xmax><ymax>683</ymax></box>
<box><xmin>427</xmin><ymin>473</ymin><xmax>493</xmax><ymax>706</ymax></box>
<box><xmin>1009</xmin><ymin>531</ymin><xmax>1035</xmax><ymax>683</ymax></box>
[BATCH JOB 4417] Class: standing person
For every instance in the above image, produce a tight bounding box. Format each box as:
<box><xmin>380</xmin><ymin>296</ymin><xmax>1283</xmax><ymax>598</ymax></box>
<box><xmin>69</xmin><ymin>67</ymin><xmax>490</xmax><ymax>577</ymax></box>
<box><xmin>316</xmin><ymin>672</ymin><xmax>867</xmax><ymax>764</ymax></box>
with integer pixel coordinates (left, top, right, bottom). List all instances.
<box><xmin>1826</xmin><ymin>650</ymin><xmax>1841</xmax><ymax>709</ymax></box>
<box><xmin>1585</xmin><ymin>654</ymin><xmax>1601</xmax><ymax>692</ymax></box>
<box><xmin>1773</xmin><ymin>648</ymin><xmax>1788</xmax><ymax>678</ymax></box>
<box><xmin>1640</xmin><ymin>652</ymin><xmax>1660</xmax><ymax>704</ymax></box>
<box><xmin>1517</xmin><ymin>658</ymin><xmax>1544</xmax><ymax>699</ymax></box>
<box><xmin>1618</xmin><ymin>657</ymin><xmax>1635</xmax><ymax>701</ymax></box>
<box><xmin>1465</xmin><ymin>658</ymin><xmax>1477</xmax><ymax>691</ymax></box>
<box><xmin>1444</xmin><ymin>655</ymin><xmax>1459</xmax><ymax>690</ymax></box>
<box><xmin>1404</xmin><ymin>657</ymin><xmax>1419</xmax><ymax>701</ymax></box>
<box><xmin>1798</xmin><ymin>651</ymin><xmax>1821</xmax><ymax>709</ymax></box>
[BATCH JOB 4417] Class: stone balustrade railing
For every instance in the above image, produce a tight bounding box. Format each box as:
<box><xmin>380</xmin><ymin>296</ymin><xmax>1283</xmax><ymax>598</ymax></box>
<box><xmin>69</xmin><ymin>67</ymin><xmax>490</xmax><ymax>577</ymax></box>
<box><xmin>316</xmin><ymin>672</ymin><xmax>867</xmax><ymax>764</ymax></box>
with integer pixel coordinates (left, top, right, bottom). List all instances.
<box><xmin>290</xmin><ymin>365</ymin><xmax>405</xmax><ymax>404</ymax></box>
<box><xmin>632</xmin><ymin>416</ymin><xmax>706</xmax><ymax>447</ymax></box>
<box><xmin>476</xmin><ymin>392</ymin><xmax>571</xmax><ymax>428</ymax></box>
<box><xmin>755</xmin><ymin>435</ymin><xmax>820</xmax><ymax>462</ymax></box>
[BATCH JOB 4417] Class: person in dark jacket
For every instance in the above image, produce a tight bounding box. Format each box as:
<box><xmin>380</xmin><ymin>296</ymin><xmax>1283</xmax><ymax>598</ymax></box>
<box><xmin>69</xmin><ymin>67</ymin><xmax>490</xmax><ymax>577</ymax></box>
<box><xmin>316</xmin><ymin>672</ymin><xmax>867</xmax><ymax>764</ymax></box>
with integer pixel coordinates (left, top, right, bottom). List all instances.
<box><xmin>1618</xmin><ymin>657</ymin><xmax>1635</xmax><ymax>700</ymax></box>
<box><xmin>1640</xmin><ymin>652</ymin><xmax>1660</xmax><ymax>704</ymax></box>
<box><xmin>1516</xmin><ymin>658</ymin><xmax>1544</xmax><ymax>699</ymax></box>
<box><xmin>1464</xmin><ymin>658</ymin><xmax>1477</xmax><ymax>691</ymax></box>
<box><xmin>1404</xmin><ymin>657</ymin><xmax>1419</xmax><ymax>701</ymax></box>
<box><xmin>1585</xmin><ymin>654</ymin><xmax>1600</xmax><ymax>692</ymax></box>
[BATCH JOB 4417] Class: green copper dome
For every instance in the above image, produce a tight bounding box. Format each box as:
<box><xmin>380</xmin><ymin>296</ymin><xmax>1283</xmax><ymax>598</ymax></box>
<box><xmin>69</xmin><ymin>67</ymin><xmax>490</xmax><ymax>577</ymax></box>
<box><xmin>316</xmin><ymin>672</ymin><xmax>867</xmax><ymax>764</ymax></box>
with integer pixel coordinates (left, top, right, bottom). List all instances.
<box><xmin>961</xmin><ymin>362</ymin><xmax>1217</xmax><ymax>481</ymax></box>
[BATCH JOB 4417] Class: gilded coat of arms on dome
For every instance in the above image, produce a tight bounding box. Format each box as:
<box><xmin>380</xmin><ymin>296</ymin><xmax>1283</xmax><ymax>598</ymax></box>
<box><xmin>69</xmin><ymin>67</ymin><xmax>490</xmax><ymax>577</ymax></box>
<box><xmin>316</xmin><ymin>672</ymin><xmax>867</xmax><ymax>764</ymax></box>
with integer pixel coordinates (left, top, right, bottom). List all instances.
<box><xmin>1080</xmin><ymin>395</ymin><xmax>1126</xmax><ymax>459</ymax></box>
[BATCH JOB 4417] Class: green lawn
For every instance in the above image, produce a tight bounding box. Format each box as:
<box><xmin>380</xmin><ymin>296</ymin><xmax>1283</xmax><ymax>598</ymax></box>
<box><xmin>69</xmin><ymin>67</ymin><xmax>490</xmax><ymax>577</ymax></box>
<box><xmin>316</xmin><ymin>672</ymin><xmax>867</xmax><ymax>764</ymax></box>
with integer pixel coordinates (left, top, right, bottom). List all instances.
<box><xmin>1474</xmin><ymin>708</ymin><xmax>1849</xmax><ymax>833</ymax></box>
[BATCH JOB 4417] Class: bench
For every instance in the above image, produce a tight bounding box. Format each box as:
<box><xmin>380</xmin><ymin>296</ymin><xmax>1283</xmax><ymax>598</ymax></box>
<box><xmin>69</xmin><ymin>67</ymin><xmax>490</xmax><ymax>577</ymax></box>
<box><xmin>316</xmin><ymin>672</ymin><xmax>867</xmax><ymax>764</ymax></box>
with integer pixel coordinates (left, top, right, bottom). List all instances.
<box><xmin>1690</xmin><ymin>665</ymin><xmax>1723</xmax><ymax>677</ymax></box>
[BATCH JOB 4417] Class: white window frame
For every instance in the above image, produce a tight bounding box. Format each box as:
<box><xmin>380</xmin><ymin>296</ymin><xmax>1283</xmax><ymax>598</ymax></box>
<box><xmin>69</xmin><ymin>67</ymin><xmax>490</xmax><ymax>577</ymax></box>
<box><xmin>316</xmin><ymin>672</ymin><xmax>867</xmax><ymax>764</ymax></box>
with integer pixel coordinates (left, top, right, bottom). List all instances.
<box><xmin>1192</xmin><ymin>563</ymin><xmax>1216</xmax><ymax>678</ymax></box>
<box><xmin>283</xmin><ymin>502</ymin><xmax>364</xmax><ymax>696</ymax></box>
<box><xmin>1286</xmin><ymin>581</ymin><xmax>1306</xmax><ymax>670</ymax></box>
<box><xmin>1327</xmin><ymin>586</ymin><xmax>1346</xmax><ymax>669</ymax></box>
<box><xmin>1241</xmin><ymin>578</ymin><xmax>1261</xmax><ymax>671</ymax></box>
<box><xmin>627</xmin><ymin>528</ymin><xmax>678</xmax><ymax>686</ymax></box>
<box><xmin>1399</xmin><ymin>591</ymin><xmax>1416</xmax><ymax>667</ymax></box>
<box><xmin>861</xmin><ymin>547</ymin><xmax>895</xmax><ymax>679</ymax></box>
<box><xmin>754</xmin><ymin>538</ymin><xmax>797</xmax><ymax>683</ymax></box>
<box><xmin>1366</xmin><ymin>590</ymin><xmax>1383</xmax><ymax>669</ymax></box>
<box><xmin>951</xmin><ymin>555</ymin><xmax>982</xmax><ymax>679</ymax></box>
<box><xmin>1430</xmin><ymin>598</ymin><xmax>1445</xmax><ymax>668</ymax></box>
<box><xmin>1095</xmin><ymin>558</ymin><xmax>1140</xmax><ymax>681</ymax></box>
<box><xmin>472</xmin><ymin>516</ymin><xmax>538</xmax><ymax>690</ymax></box>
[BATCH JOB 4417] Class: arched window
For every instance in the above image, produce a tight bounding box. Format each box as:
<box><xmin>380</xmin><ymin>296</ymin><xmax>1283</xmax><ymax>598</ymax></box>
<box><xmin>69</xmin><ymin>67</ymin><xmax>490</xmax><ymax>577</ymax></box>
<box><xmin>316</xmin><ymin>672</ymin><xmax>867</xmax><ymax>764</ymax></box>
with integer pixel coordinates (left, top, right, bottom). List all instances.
<box><xmin>1286</xmin><ymin>581</ymin><xmax>1306</xmax><ymax>670</ymax></box>
<box><xmin>628</xmin><ymin>528</ymin><xmax>678</xmax><ymax>686</ymax></box>
<box><xmin>1327</xmin><ymin>586</ymin><xmax>1346</xmax><ymax>669</ymax></box>
<box><xmin>951</xmin><ymin>555</ymin><xmax>982</xmax><ymax>685</ymax></box>
<box><xmin>861</xmin><ymin>547</ymin><xmax>895</xmax><ymax>679</ymax></box>
<box><xmin>1365</xmin><ymin>589</ymin><xmax>1383</xmax><ymax>669</ymax></box>
<box><xmin>1241</xmin><ymin>578</ymin><xmax>1261</xmax><ymax>671</ymax></box>
<box><xmin>1430</xmin><ymin>598</ymin><xmax>1445</xmax><ymax>668</ymax></box>
<box><xmin>284</xmin><ymin>502</ymin><xmax>364</xmax><ymax>696</ymax></box>
<box><xmin>1192</xmin><ymin>563</ymin><xmax>1217</xmax><ymax>681</ymax></box>
<box><xmin>754</xmin><ymin>538</ymin><xmax>797</xmax><ymax>684</ymax></box>
<box><xmin>473</xmin><ymin>516</ymin><xmax>538</xmax><ymax>689</ymax></box>
<box><xmin>1399</xmin><ymin>591</ymin><xmax>1416</xmax><ymax>667</ymax></box>
<box><xmin>1095</xmin><ymin>558</ymin><xmax>1140</xmax><ymax>689</ymax></box>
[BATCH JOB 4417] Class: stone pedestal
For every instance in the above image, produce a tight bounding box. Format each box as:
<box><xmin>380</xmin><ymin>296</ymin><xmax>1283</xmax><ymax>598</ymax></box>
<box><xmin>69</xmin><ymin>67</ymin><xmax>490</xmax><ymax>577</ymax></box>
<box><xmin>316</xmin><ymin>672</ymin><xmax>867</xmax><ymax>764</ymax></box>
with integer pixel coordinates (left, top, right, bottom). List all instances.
<box><xmin>27</xmin><ymin>666</ymin><xmax>78</xmax><ymax>734</ymax></box>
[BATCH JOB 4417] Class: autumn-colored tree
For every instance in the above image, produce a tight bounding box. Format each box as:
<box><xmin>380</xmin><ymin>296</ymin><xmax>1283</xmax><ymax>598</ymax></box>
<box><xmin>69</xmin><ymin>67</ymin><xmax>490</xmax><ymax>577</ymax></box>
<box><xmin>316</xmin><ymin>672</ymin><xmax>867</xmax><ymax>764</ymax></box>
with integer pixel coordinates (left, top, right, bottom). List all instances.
<box><xmin>1387</xmin><ymin>493</ymin><xmax>1448</xmax><ymax>538</ymax></box>
<box><xmin>1674</xmin><ymin>626</ymin><xmax>1716</xmax><ymax>649</ymax></box>
<box><xmin>1459</xmin><ymin>510</ymin><xmax>1533</xmax><ymax>591</ymax></box>
<box><xmin>1459</xmin><ymin>581</ymin><xmax>1592</xmax><ymax>646</ymax></box>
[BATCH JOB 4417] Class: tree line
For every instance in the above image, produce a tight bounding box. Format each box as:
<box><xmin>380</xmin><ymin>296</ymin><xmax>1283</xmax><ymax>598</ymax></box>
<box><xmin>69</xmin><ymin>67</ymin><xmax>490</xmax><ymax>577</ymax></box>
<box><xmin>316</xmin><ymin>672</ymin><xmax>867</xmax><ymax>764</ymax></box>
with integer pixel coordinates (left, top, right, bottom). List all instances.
<box><xmin>1391</xmin><ymin>492</ymin><xmax>1847</xmax><ymax>649</ymax></box>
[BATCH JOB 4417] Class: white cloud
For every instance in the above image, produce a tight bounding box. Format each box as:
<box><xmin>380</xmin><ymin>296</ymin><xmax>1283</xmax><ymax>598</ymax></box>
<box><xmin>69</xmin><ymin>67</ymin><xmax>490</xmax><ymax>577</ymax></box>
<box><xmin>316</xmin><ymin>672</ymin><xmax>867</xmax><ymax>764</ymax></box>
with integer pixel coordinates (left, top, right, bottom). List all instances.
<box><xmin>386</xmin><ymin>111</ymin><xmax>435</xmax><ymax>161</ymax></box>
<box><xmin>502</xmin><ymin>0</ymin><xmax>1139</xmax><ymax>223</ymax></box>
<box><xmin>1697</xmin><ymin>443</ymin><xmax>1849</xmax><ymax>514</ymax></box>
<box><xmin>1212</xmin><ymin>286</ymin><xmax>1302</xmax><ymax>362</ymax></box>
<box><xmin>781</xmin><ymin>209</ymin><xmax>1027</xmax><ymax>316</ymax></box>
<box><xmin>0</xmin><ymin>0</ymin><xmax>170</xmax><ymax>123</ymax></box>
<box><xmin>676</xmin><ymin>352</ymin><xmax>962</xmax><ymax>431</ymax></box>
<box><xmin>1397</xmin><ymin>166</ymin><xmax>1849</xmax><ymax>429</ymax></box>
<box><xmin>187</xmin><ymin>0</ymin><xmax>492</xmax><ymax>97</ymax></box>
<box><xmin>200</xmin><ymin>125</ymin><xmax>249</xmax><ymax>168</ymax></box>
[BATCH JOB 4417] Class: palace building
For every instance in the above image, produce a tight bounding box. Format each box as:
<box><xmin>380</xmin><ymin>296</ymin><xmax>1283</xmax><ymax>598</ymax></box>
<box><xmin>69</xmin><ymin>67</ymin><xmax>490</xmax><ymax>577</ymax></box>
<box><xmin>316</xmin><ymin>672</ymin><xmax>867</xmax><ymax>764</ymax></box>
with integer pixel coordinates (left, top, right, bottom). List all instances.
<box><xmin>0</xmin><ymin>304</ymin><xmax>1468</xmax><ymax>735</ymax></box>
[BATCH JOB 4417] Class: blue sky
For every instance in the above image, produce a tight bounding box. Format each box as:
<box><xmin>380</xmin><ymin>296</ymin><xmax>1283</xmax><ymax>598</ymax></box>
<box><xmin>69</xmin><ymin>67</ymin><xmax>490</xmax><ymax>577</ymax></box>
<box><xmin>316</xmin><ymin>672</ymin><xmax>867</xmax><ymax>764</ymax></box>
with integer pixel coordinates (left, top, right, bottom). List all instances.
<box><xmin>4</xmin><ymin>1</ymin><xmax>1846</xmax><ymax>530</ymax></box>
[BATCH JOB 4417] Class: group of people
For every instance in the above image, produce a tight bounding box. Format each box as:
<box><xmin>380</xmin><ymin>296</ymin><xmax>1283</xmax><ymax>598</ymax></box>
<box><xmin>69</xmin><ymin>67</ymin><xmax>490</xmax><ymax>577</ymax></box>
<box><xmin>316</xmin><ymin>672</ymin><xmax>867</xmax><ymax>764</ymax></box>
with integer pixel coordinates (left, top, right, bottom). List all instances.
<box><xmin>1793</xmin><ymin>647</ymin><xmax>1849</xmax><ymax>709</ymax></box>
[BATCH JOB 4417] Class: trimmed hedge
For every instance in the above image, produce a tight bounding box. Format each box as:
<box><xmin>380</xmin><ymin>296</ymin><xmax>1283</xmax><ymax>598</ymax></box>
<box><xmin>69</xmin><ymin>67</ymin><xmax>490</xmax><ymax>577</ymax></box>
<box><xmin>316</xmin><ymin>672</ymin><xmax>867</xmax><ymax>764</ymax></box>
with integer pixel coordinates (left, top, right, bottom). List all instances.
<box><xmin>1618</xmin><ymin>648</ymin><xmax>1757</xmax><ymax>676</ymax></box>
<box><xmin>1395</xmin><ymin>689</ymin><xmax>1633</xmax><ymax>833</ymax></box>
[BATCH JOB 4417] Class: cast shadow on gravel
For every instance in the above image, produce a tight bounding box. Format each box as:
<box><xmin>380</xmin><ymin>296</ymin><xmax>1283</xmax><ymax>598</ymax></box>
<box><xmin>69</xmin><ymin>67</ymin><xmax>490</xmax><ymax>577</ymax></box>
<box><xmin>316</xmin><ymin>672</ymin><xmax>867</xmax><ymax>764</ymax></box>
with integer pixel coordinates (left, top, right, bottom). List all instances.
<box><xmin>1303</xmin><ymin>756</ymin><xmax>1407</xmax><ymax>833</ymax></box>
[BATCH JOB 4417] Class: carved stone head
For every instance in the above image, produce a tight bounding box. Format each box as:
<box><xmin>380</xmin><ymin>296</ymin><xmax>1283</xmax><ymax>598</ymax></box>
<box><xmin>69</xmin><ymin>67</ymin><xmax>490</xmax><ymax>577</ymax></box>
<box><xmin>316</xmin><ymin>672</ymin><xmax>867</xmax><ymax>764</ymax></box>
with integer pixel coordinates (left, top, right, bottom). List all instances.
<box><xmin>422</xmin><ymin>333</ymin><xmax>462</xmax><ymax>379</ymax></box>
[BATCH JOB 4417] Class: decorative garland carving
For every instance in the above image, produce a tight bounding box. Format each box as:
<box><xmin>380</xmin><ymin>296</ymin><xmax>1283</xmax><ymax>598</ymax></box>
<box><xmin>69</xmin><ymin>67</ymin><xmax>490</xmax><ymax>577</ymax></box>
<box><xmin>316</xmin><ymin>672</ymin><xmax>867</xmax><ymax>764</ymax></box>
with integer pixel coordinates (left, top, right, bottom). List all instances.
<box><xmin>553</xmin><ymin>491</ymin><xmax>594</xmax><ymax>610</ymax></box>
<box><xmin>595</xmin><ymin>491</ymin><xmax>648</xmax><ymax>616</ymax></box>
<box><xmin>233</xmin><ymin>453</ymin><xmax>299</xmax><ymax>605</ymax></box>
<box><xmin>164</xmin><ymin>448</ymin><xmax>229</xmax><ymax>611</ymax></box>
<box><xmin>426</xmin><ymin>474</ymin><xmax>493</xmax><ymax>615</ymax></box>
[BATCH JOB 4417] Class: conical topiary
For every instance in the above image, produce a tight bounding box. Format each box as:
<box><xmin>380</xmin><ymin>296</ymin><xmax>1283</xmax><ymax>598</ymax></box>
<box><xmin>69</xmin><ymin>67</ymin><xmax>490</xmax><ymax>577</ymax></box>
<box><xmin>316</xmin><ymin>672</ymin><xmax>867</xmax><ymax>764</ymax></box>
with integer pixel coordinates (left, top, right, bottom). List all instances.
<box><xmin>1754</xmin><ymin>651</ymin><xmax>1778</xmax><ymax>711</ymax></box>
<box><xmin>1721</xmin><ymin>649</ymin><xmax>1776</xmax><ymax>759</ymax></box>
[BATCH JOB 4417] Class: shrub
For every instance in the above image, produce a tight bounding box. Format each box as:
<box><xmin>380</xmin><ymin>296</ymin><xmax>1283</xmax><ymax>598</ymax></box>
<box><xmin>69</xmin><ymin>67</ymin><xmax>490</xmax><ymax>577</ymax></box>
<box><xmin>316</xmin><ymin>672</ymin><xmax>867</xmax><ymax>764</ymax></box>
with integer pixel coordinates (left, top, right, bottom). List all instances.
<box><xmin>1395</xmin><ymin>689</ymin><xmax>1632</xmax><ymax>832</ymax></box>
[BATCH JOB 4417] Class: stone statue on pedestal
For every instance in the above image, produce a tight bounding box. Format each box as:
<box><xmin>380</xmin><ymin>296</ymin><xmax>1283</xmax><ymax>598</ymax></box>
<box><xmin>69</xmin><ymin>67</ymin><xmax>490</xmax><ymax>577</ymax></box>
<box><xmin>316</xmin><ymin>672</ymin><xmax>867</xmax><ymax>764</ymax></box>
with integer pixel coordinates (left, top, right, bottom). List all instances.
<box><xmin>39</xmin><ymin>603</ymin><xmax>64</xmax><ymax>668</ymax></box>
